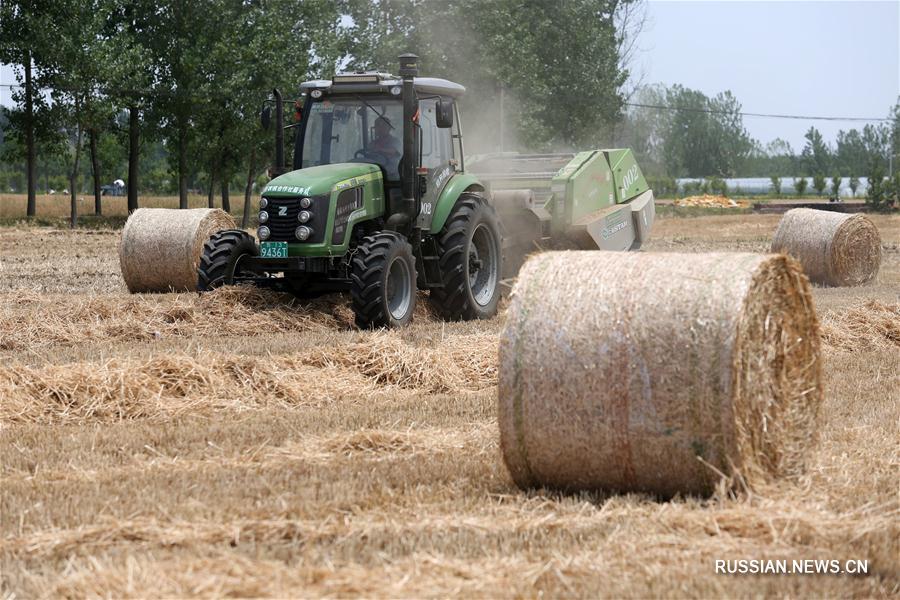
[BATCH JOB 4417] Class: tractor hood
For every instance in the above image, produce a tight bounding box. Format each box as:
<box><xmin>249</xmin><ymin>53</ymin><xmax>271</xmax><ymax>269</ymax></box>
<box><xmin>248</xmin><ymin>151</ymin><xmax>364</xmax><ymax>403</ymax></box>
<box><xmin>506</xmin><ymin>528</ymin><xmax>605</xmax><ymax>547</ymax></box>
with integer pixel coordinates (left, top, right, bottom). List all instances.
<box><xmin>262</xmin><ymin>163</ymin><xmax>382</xmax><ymax>198</ymax></box>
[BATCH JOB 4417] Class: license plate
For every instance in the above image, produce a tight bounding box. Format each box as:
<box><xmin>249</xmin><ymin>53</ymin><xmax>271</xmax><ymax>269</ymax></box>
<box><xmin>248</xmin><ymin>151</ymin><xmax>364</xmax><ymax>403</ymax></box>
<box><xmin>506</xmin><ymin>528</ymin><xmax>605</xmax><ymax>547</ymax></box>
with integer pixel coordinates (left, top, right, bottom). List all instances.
<box><xmin>260</xmin><ymin>241</ymin><xmax>288</xmax><ymax>258</ymax></box>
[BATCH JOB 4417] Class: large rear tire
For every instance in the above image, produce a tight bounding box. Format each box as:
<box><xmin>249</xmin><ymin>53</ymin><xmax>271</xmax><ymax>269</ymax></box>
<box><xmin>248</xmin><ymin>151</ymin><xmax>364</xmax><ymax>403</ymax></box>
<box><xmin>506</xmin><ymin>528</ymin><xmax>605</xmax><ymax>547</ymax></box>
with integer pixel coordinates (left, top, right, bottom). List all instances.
<box><xmin>431</xmin><ymin>193</ymin><xmax>502</xmax><ymax>320</ymax></box>
<box><xmin>351</xmin><ymin>231</ymin><xmax>417</xmax><ymax>329</ymax></box>
<box><xmin>197</xmin><ymin>229</ymin><xmax>258</xmax><ymax>291</ymax></box>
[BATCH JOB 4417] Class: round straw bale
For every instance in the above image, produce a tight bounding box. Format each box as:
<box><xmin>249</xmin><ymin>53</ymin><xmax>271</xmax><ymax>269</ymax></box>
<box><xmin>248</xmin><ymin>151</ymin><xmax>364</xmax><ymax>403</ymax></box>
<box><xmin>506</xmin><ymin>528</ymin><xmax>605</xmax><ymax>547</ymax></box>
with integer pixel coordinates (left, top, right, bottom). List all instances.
<box><xmin>771</xmin><ymin>208</ymin><xmax>881</xmax><ymax>286</ymax></box>
<box><xmin>119</xmin><ymin>208</ymin><xmax>236</xmax><ymax>293</ymax></box>
<box><xmin>498</xmin><ymin>251</ymin><xmax>823</xmax><ymax>497</ymax></box>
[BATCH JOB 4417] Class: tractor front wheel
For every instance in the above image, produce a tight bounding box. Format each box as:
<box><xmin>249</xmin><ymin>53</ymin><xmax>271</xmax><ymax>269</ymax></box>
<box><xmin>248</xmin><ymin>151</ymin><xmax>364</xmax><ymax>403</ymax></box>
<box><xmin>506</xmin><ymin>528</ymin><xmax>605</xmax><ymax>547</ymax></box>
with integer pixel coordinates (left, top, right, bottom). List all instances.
<box><xmin>351</xmin><ymin>231</ymin><xmax>417</xmax><ymax>329</ymax></box>
<box><xmin>431</xmin><ymin>193</ymin><xmax>502</xmax><ymax>320</ymax></box>
<box><xmin>197</xmin><ymin>229</ymin><xmax>258</xmax><ymax>291</ymax></box>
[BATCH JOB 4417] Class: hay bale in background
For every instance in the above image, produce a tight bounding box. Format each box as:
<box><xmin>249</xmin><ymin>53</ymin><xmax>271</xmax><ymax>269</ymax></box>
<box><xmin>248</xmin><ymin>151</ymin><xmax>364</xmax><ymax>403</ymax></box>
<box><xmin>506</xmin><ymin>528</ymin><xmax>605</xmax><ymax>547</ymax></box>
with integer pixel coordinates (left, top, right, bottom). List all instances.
<box><xmin>771</xmin><ymin>208</ymin><xmax>881</xmax><ymax>286</ymax></box>
<box><xmin>498</xmin><ymin>251</ymin><xmax>823</xmax><ymax>497</ymax></box>
<box><xmin>119</xmin><ymin>208</ymin><xmax>236</xmax><ymax>293</ymax></box>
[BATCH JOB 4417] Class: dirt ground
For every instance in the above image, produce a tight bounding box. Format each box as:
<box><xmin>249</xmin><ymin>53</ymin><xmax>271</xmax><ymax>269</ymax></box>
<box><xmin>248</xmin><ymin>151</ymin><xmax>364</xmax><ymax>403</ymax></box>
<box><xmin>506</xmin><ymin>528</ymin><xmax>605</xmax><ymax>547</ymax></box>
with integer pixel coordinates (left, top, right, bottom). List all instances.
<box><xmin>1</xmin><ymin>211</ymin><xmax>898</xmax><ymax>598</ymax></box>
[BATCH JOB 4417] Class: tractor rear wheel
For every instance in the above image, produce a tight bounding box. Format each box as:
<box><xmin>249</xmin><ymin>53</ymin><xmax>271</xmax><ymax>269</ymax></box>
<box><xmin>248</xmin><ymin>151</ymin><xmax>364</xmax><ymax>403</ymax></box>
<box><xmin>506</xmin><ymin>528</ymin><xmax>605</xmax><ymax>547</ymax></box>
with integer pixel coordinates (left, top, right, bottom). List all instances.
<box><xmin>351</xmin><ymin>231</ymin><xmax>417</xmax><ymax>329</ymax></box>
<box><xmin>197</xmin><ymin>229</ymin><xmax>258</xmax><ymax>291</ymax></box>
<box><xmin>431</xmin><ymin>193</ymin><xmax>502</xmax><ymax>320</ymax></box>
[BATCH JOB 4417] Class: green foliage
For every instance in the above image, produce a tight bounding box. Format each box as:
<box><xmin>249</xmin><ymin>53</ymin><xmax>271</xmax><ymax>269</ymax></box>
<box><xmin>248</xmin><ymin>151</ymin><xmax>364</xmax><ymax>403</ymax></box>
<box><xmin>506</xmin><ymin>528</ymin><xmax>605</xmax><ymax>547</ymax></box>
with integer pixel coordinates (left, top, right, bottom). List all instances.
<box><xmin>646</xmin><ymin>85</ymin><xmax>752</xmax><ymax>178</ymax></box>
<box><xmin>345</xmin><ymin>0</ymin><xmax>630</xmax><ymax>151</ymax></box>
<box><xmin>706</xmin><ymin>176</ymin><xmax>728</xmax><ymax>196</ymax></box>
<box><xmin>646</xmin><ymin>175</ymin><xmax>677</xmax><ymax>198</ymax></box>
<box><xmin>830</xmin><ymin>173</ymin><xmax>841</xmax><ymax>197</ymax></box>
<box><xmin>835</xmin><ymin>129</ymin><xmax>868</xmax><ymax>176</ymax></box>
<box><xmin>679</xmin><ymin>180</ymin><xmax>700</xmax><ymax>196</ymax></box>
<box><xmin>801</xmin><ymin>127</ymin><xmax>831</xmax><ymax>176</ymax></box>
<box><xmin>794</xmin><ymin>177</ymin><xmax>808</xmax><ymax>197</ymax></box>
<box><xmin>770</xmin><ymin>175</ymin><xmax>782</xmax><ymax>196</ymax></box>
<box><xmin>867</xmin><ymin>164</ymin><xmax>898</xmax><ymax>212</ymax></box>
<box><xmin>811</xmin><ymin>173</ymin><xmax>827</xmax><ymax>196</ymax></box>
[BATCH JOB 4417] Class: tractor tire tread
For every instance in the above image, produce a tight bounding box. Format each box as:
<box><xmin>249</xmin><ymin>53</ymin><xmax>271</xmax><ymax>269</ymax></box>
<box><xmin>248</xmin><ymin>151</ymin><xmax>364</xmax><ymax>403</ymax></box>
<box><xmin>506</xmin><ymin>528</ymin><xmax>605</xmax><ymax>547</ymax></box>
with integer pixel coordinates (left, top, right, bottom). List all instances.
<box><xmin>197</xmin><ymin>229</ymin><xmax>257</xmax><ymax>291</ymax></box>
<box><xmin>351</xmin><ymin>231</ymin><xmax>416</xmax><ymax>329</ymax></box>
<box><xmin>431</xmin><ymin>193</ymin><xmax>501</xmax><ymax>321</ymax></box>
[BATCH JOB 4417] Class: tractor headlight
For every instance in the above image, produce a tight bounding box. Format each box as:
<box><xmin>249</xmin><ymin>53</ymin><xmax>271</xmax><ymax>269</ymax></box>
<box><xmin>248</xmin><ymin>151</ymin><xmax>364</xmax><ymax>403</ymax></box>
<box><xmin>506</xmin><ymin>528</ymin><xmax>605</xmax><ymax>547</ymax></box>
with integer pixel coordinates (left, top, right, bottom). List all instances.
<box><xmin>258</xmin><ymin>225</ymin><xmax>271</xmax><ymax>240</ymax></box>
<box><xmin>298</xmin><ymin>210</ymin><xmax>311</xmax><ymax>223</ymax></box>
<box><xmin>390</xmin><ymin>86</ymin><xmax>401</xmax><ymax>96</ymax></box>
<box><xmin>258</xmin><ymin>211</ymin><xmax>269</xmax><ymax>223</ymax></box>
<box><xmin>310</xmin><ymin>89</ymin><xmax>323</xmax><ymax>99</ymax></box>
<box><xmin>295</xmin><ymin>226</ymin><xmax>312</xmax><ymax>241</ymax></box>
<box><xmin>260</xmin><ymin>197</ymin><xmax>268</xmax><ymax>209</ymax></box>
<box><xmin>299</xmin><ymin>197</ymin><xmax>311</xmax><ymax>209</ymax></box>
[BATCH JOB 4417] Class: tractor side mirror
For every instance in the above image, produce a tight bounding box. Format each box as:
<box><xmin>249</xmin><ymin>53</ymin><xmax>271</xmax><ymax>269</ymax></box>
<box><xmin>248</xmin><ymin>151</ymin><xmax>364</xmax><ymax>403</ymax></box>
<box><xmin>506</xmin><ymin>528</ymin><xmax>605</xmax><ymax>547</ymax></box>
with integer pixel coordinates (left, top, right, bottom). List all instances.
<box><xmin>436</xmin><ymin>99</ymin><xmax>454</xmax><ymax>128</ymax></box>
<box><xmin>260</xmin><ymin>105</ymin><xmax>272</xmax><ymax>130</ymax></box>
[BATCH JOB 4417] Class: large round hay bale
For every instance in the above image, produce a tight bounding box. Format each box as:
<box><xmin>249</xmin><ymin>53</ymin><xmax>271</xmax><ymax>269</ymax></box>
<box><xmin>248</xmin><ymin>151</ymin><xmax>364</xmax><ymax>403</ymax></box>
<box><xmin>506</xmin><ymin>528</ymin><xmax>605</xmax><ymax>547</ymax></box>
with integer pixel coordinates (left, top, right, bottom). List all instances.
<box><xmin>498</xmin><ymin>251</ymin><xmax>823</xmax><ymax>497</ymax></box>
<box><xmin>119</xmin><ymin>208</ymin><xmax>236</xmax><ymax>293</ymax></box>
<box><xmin>771</xmin><ymin>208</ymin><xmax>881</xmax><ymax>286</ymax></box>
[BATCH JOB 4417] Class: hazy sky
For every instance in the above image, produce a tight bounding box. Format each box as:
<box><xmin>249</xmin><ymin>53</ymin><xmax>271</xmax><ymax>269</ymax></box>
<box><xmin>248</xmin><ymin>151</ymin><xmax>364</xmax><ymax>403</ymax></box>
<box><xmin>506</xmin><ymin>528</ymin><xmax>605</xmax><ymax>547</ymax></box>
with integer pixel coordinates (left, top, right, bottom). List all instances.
<box><xmin>2</xmin><ymin>1</ymin><xmax>898</xmax><ymax>149</ymax></box>
<box><xmin>634</xmin><ymin>0</ymin><xmax>899</xmax><ymax>149</ymax></box>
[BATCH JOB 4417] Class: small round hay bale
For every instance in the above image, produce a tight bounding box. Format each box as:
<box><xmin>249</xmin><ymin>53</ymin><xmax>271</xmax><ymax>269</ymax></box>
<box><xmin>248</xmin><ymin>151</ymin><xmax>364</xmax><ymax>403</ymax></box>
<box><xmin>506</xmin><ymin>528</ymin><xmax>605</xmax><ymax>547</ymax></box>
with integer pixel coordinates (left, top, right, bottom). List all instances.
<box><xmin>498</xmin><ymin>251</ymin><xmax>823</xmax><ymax>497</ymax></box>
<box><xmin>771</xmin><ymin>208</ymin><xmax>881</xmax><ymax>286</ymax></box>
<box><xmin>119</xmin><ymin>208</ymin><xmax>236</xmax><ymax>293</ymax></box>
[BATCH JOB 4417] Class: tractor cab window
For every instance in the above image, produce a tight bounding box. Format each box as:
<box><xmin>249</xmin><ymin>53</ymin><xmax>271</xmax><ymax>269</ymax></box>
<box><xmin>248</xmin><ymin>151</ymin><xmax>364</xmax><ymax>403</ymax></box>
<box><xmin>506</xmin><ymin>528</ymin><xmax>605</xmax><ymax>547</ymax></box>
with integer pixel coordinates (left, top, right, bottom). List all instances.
<box><xmin>419</xmin><ymin>98</ymin><xmax>453</xmax><ymax>170</ymax></box>
<box><xmin>302</xmin><ymin>97</ymin><xmax>403</xmax><ymax>179</ymax></box>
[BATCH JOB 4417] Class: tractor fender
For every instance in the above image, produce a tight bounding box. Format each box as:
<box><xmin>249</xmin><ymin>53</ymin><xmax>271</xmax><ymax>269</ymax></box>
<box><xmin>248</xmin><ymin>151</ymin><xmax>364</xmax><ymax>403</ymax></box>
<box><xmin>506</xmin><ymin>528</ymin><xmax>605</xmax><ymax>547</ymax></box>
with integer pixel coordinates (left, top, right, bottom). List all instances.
<box><xmin>429</xmin><ymin>173</ymin><xmax>485</xmax><ymax>234</ymax></box>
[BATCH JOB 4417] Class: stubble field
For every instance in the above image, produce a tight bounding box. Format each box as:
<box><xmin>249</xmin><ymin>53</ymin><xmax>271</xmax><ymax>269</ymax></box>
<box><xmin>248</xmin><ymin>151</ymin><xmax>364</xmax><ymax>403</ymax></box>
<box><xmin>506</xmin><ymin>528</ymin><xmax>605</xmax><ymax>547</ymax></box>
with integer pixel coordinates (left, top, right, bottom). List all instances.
<box><xmin>1</xmin><ymin>211</ymin><xmax>898</xmax><ymax>598</ymax></box>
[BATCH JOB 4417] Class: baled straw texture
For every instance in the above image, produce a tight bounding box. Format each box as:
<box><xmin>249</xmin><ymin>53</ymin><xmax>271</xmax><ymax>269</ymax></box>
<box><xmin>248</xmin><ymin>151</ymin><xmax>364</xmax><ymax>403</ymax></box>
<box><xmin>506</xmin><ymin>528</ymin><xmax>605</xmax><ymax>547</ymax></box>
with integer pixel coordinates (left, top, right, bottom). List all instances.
<box><xmin>119</xmin><ymin>208</ymin><xmax>236</xmax><ymax>293</ymax></box>
<box><xmin>498</xmin><ymin>251</ymin><xmax>823</xmax><ymax>497</ymax></box>
<box><xmin>770</xmin><ymin>208</ymin><xmax>881</xmax><ymax>286</ymax></box>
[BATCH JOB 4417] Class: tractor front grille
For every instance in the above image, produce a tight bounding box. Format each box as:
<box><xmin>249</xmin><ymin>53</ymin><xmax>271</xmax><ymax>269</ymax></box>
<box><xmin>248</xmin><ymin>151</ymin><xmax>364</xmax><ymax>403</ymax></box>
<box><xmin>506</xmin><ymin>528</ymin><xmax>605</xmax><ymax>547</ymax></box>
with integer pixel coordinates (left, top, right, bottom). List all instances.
<box><xmin>262</xmin><ymin>194</ymin><xmax>328</xmax><ymax>243</ymax></box>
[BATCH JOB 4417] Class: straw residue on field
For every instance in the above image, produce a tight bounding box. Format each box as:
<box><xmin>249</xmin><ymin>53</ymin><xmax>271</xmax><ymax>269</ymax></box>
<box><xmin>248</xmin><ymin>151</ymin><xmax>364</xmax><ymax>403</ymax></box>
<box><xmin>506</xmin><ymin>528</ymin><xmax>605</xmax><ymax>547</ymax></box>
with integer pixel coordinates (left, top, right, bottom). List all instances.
<box><xmin>0</xmin><ymin>331</ymin><xmax>497</xmax><ymax>424</ymax></box>
<box><xmin>3</xmin><ymin>217</ymin><xmax>899</xmax><ymax>599</ymax></box>
<box><xmin>0</xmin><ymin>288</ymin><xmax>452</xmax><ymax>352</ymax></box>
<box><xmin>673</xmin><ymin>194</ymin><xmax>747</xmax><ymax>208</ymax></box>
<box><xmin>819</xmin><ymin>300</ymin><xmax>900</xmax><ymax>351</ymax></box>
<box><xmin>306</xmin><ymin>330</ymin><xmax>498</xmax><ymax>393</ymax></box>
<box><xmin>0</xmin><ymin>287</ymin><xmax>351</xmax><ymax>351</ymax></box>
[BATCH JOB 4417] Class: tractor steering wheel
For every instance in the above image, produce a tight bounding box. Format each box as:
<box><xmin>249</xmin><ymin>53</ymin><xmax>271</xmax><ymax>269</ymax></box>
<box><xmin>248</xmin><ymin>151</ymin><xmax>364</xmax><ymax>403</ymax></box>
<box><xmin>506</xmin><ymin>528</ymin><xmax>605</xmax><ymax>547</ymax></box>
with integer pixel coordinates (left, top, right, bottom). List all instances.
<box><xmin>354</xmin><ymin>148</ymin><xmax>391</xmax><ymax>164</ymax></box>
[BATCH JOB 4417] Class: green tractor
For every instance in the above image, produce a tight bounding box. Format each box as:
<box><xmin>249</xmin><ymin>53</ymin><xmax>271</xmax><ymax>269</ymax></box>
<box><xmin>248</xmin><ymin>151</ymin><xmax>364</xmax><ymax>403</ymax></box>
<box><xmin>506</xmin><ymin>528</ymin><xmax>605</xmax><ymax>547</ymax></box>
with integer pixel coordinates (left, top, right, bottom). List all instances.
<box><xmin>198</xmin><ymin>54</ymin><xmax>656</xmax><ymax>328</ymax></box>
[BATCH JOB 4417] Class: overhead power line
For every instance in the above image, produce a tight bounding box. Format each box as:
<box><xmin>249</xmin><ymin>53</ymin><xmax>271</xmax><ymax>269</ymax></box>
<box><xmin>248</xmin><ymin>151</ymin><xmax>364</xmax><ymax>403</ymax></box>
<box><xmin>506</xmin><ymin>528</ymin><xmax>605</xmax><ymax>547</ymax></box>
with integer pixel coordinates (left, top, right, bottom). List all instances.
<box><xmin>2</xmin><ymin>81</ymin><xmax>896</xmax><ymax>123</ymax></box>
<box><xmin>624</xmin><ymin>101</ymin><xmax>893</xmax><ymax>123</ymax></box>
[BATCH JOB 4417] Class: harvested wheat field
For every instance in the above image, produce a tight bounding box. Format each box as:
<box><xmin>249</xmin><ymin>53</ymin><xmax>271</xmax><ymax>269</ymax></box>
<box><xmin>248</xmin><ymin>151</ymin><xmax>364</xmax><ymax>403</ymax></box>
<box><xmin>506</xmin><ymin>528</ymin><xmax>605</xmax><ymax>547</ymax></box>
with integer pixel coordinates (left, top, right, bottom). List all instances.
<box><xmin>1</xmin><ymin>211</ymin><xmax>898</xmax><ymax>598</ymax></box>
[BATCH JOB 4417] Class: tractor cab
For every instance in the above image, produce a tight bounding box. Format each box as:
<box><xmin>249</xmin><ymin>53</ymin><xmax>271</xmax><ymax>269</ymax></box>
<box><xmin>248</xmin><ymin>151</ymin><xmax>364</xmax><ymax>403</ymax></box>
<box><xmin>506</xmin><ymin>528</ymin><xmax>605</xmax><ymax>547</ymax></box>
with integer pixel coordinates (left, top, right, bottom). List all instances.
<box><xmin>290</xmin><ymin>71</ymin><xmax>466</xmax><ymax>232</ymax></box>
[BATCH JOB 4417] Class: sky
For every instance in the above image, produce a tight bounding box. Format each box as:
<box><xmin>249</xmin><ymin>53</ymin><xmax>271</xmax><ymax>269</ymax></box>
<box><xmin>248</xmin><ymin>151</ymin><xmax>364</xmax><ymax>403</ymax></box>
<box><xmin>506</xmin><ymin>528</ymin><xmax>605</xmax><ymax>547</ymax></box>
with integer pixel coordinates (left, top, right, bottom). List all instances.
<box><xmin>2</xmin><ymin>1</ymin><xmax>898</xmax><ymax>150</ymax></box>
<box><xmin>634</xmin><ymin>0</ymin><xmax>900</xmax><ymax>149</ymax></box>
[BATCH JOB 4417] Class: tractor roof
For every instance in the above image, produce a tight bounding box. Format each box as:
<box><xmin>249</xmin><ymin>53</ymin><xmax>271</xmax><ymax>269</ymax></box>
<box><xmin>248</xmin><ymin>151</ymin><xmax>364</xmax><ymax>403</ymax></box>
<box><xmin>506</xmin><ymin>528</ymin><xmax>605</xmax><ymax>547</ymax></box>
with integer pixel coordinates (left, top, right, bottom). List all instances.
<box><xmin>300</xmin><ymin>72</ymin><xmax>466</xmax><ymax>98</ymax></box>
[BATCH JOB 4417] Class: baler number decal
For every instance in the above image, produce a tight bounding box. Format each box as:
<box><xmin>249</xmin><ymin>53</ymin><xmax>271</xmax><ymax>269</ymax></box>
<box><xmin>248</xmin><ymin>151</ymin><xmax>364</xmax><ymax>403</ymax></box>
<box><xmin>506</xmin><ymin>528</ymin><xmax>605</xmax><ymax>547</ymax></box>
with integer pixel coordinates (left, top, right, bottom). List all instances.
<box><xmin>621</xmin><ymin>165</ymin><xmax>639</xmax><ymax>191</ymax></box>
<box><xmin>421</xmin><ymin>203</ymin><xmax>432</xmax><ymax>215</ymax></box>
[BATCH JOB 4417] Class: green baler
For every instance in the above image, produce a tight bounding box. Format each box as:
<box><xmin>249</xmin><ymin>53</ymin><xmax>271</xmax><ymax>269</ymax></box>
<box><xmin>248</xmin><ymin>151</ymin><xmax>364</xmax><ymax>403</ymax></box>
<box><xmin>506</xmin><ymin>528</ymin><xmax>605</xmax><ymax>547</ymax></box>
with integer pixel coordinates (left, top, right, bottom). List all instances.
<box><xmin>467</xmin><ymin>150</ymin><xmax>655</xmax><ymax>278</ymax></box>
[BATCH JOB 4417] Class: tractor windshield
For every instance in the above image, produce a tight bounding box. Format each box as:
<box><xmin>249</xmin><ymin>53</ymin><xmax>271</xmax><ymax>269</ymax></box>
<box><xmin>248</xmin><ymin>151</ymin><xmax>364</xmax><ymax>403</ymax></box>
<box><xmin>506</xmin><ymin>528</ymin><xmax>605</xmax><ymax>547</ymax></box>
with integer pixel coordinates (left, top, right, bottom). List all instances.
<box><xmin>301</xmin><ymin>97</ymin><xmax>403</xmax><ymax>179</ymax></box>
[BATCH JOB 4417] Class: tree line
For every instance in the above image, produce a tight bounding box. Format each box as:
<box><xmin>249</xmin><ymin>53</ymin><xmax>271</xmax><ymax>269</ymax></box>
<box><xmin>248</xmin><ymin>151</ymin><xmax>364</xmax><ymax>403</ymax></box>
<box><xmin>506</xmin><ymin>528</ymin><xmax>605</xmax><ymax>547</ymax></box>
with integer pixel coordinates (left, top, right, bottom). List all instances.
<box><xmin>0</xmin><ymin>0</ymin><xmax>634</xmax><ymax>225</ymax></box>
<box><xmin>2</xmin><ymin>0</ymin><xmax>898</xmax><ymax>221</ymax></box>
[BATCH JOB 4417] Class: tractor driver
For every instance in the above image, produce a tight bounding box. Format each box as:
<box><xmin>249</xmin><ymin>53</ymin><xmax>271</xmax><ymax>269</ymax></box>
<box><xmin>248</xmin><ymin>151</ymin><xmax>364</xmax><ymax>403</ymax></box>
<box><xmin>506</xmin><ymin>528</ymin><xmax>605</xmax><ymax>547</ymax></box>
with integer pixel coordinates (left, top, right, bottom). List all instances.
<box><xmin>368</xmin><ymin>116</ymin><xmax>401</xmax><ymax>178</ymax></box>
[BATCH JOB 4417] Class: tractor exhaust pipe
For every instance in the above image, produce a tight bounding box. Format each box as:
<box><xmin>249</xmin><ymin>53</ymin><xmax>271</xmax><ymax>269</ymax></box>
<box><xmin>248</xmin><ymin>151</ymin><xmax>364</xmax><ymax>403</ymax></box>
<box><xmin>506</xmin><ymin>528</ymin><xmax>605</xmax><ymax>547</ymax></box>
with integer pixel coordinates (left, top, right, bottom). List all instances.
<box><xmin>273</xmin><ymin>88</ymin><xmax>285</xmax><ymax>175</ymax></box>
<box><xmin>396</xmin><ymin>53</ymin><xmax>419</xmax><ymax>228</ymax></box>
